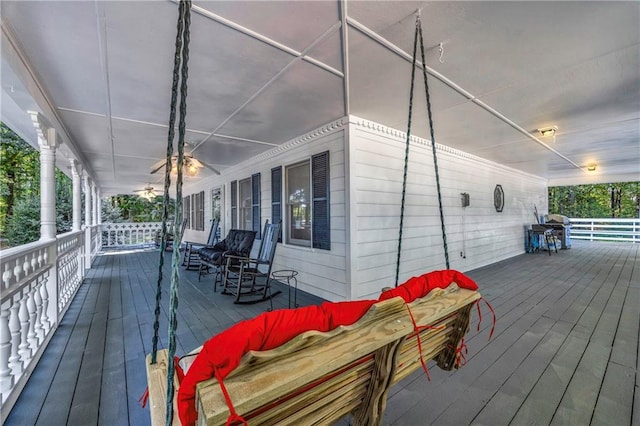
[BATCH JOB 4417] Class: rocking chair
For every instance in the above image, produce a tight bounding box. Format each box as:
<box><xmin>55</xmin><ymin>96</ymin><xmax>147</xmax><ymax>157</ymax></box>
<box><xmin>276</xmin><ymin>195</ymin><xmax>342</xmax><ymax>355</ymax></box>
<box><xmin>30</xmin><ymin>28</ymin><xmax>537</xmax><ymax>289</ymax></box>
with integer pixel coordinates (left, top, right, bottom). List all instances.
<box><xmin>221</xmin><ymin>220</ymin><xmax>282</xmax><ymax>305</ymax></box>
<box><xmin>182</xmin><ymin>218</ymin><xmax>219</xmax><ymax>270</ymax></box>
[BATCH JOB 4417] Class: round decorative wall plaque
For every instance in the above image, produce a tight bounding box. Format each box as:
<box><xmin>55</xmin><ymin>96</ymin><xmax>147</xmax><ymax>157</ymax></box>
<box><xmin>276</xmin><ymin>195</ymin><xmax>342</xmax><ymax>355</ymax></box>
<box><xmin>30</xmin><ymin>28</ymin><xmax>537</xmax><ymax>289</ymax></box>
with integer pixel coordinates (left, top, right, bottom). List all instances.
<box><xmin>494</xmin><ymin>184</ymin><xmax>504</xmax><ymax>212</ymax></box>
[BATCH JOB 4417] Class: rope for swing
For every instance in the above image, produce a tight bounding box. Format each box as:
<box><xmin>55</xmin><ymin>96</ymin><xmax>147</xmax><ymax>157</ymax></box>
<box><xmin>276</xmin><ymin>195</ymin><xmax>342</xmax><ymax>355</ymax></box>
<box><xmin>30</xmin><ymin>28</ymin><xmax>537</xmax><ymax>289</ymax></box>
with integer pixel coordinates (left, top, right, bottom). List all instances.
<box><xmin>150</xmin><ymin>0</ymin><xmax>185</xmax><ymax>366</ymax></box>
<box><xmin>417</xmin><ymin>15</ymin><xmax>450</xmax><ymax>269</ymax></box>
<box><xmin>395</xmin><ymin>13</ymin><xmax>450</xmax><ymax>288</ymax></box>
<box><xmin>148</xmin><ymin>1</ymin><xmax>191</xmax><ymax>424</ymax></box>
<box><xmin>165</xmin><ymin>1</ymin><xmax>191</xmax><ymax>424</ymax></box>
<box><xmin>395</xmin><ymin>17</ymin><xmax>419</xmax><ymax>288</ymax></box>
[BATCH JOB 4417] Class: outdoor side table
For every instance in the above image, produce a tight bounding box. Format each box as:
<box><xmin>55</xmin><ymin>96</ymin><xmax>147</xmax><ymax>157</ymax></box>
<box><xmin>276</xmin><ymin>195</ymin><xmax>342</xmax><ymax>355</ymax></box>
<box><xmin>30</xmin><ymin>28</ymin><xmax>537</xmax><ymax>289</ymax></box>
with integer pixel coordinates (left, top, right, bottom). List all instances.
<box><xmin>272</xmin><ymin>269</ymin><xmax>299</xmax><ymax>308</ymax></box>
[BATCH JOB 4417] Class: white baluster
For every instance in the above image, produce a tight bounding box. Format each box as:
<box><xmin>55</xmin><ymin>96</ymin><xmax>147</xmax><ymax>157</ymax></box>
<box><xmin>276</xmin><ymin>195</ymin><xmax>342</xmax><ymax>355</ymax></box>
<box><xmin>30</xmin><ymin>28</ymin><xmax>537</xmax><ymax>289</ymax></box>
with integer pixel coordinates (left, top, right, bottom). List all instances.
<box><xmin>34</xmin><ymin>281</ymin><xmax>44</xmax><ymax>342</ymax></box>
<box><xmin>2</xmin><ymin>264</ymin><xmax>12</xmax><ymax>292</ymax></box>
<box><xmin>31</xmin><ymin>252</ymin><xmax>38</xmax><ymax>274</ymax></box>
<box><xmin>18</xmin><ymin>292</ymin><xmax>32</xmax><ymax>363</ymax></box>
<box><xmin>26</xmin><ymin>287</ymin><xmax>38</xmax><ymax>352</ymax></box>
<box><xmin>8</xmin><ymin>301</ymin><xmax>23</xmax><ymax>374</ymax></box>
<box><xmin>40</xmin><ymin>276</ymin><xmax>50</xmax><ymax>332</ymax></box>
<box><xmin>0</xmin><ymin>304</ymin><xmax>14</xmax><ymax>393</ymax></box>
<box><xmin>22</xmin><ymin>256</ymin><xmax>31</xmax><ymax>277</ymax></box>
<box><xmin>13</xmin><ymin>259</ymin><xmax>22</xmax><ymax>283</ymax></box>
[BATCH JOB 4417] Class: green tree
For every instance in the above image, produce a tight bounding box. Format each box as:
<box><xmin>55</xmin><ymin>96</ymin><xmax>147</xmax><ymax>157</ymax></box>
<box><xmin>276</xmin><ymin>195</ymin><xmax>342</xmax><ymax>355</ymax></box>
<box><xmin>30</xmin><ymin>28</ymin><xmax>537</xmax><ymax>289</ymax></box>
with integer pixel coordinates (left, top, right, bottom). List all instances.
<box><xmin>1</xmin><ymin>122</ymin><xmax>74</xmax><ymax>247</ymax></box>
<box><xmin>104</xmin><ymin>194</ymin><xmax>173</xmax><ymax>223</ymax></box>
<box><xmin>549</xmin><ymin>182</ymin><xmax>640</xmax><ymax>218</ymax></box>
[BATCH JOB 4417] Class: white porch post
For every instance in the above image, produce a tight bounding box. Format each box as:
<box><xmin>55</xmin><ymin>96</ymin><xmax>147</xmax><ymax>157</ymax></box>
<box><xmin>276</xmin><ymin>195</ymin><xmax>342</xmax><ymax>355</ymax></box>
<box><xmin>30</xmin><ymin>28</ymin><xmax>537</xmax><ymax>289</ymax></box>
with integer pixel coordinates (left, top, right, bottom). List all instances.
<box><xmin>29</xmin><ymin>112</ymin><xmax>59</xmax><ymax>241</ymax></box>
<box><xmin>83</xmin><ymin>174</ymin><xmax>92</xmax><ymax>270</ymax></box>
<box><xmin>71</xmin><ymin>160</ymin><xmax>82</xmax><ymax>232</ymax></box>
<box><xmin>83</xmin><ymin>174</ymin><xmax>92</xmax><ymax>226</ymax></box>
<box><xmin>91</xmin><ymin>182</ymin><xmax>98</xmax><ymax>226</ymax></box>
<box><xmin>97</xmin><ymin>188</ymin><xmax>102</xmax><ymax>225</ymax></box>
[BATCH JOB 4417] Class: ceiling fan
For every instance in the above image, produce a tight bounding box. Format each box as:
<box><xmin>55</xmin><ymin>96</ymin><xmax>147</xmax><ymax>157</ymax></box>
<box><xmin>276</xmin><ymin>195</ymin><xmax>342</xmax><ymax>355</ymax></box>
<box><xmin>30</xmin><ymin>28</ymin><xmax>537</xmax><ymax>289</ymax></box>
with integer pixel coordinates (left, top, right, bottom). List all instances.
<box><xmin>134</xmin><ymin>184</ymin><xmax>164</xmax><ymax>201</ymax></box>
<box><xmin>150</xmin><ymin>154</ymin><xmax>220</xmax><ymax>177</ymax></box>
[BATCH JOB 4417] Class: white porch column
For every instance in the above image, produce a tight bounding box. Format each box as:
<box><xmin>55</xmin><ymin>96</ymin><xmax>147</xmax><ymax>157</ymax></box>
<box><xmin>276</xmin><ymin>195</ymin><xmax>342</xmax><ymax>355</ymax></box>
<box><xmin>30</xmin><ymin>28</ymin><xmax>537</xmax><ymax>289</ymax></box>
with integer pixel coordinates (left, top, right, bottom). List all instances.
<box><xmin>97</xmin><ymin>188</ymin><xmax>102</xmax><ymax>224</ymax></box>
<box><xmin>29</xmin><ymin>112</ymin><xmax>59</xmax><ymax>241</ymax></box>
<box><xmin>91</xmin><ymin>182</ymin><xmax>98</xmax><ymax>226</ymax></box>
<box><xmin>83</xmin><ymin>174</ymin><xmax>92</xmax><ymax>227</ymax></box>
<box><xmin>71</xmin><ymin>160</ymin><xmax>82</xmax><ymax>232</ymax></box>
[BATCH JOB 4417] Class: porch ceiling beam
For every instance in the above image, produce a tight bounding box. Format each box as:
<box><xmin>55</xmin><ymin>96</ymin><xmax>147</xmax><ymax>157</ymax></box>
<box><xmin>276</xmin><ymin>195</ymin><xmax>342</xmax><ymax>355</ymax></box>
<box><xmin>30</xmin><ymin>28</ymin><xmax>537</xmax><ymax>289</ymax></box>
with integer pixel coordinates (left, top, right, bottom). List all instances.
<box><xmin>56</xmin><ymin>107</ymin><xmax>278</xmax><ymax>147</ymax></box>
<box><xmin>346</xmin><ymin>16</ymin><xmax>588</xmax><ymax>175</ymax></box>
<box><xmin>1</xmin><ymin>19</ymin><xmax>98</xmax><ymax>181</ymax></box>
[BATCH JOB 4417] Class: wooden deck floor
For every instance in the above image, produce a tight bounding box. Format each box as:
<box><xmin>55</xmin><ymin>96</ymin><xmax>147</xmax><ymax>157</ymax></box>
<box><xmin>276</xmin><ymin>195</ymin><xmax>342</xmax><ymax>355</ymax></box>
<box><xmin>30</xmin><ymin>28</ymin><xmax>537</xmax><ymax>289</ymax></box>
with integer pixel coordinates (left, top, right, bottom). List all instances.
<box><xmin>4</xmin><ymin>240</ymin><xmax>638</xmax><ymax>426</ymax></box>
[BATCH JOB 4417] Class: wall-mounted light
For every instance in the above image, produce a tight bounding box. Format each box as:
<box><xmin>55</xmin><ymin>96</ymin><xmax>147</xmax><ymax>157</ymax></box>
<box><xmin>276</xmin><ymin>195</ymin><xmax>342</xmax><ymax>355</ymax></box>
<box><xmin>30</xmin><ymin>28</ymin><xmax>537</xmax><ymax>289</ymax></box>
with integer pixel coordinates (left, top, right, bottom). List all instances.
<box><xmin>587</xmin><ymin>164</ymin><xmax>597</xmax><ymax>172</ymax></box>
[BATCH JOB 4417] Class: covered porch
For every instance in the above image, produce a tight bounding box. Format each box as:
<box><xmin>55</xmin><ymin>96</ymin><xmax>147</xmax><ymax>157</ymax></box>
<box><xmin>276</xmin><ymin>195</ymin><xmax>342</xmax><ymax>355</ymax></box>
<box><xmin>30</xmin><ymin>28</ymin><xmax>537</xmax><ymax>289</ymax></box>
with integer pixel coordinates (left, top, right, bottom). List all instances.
<box><xmin>4</xmin><ymin>239</ymin><xmax>638</xmax><ymax>425</ymax></box>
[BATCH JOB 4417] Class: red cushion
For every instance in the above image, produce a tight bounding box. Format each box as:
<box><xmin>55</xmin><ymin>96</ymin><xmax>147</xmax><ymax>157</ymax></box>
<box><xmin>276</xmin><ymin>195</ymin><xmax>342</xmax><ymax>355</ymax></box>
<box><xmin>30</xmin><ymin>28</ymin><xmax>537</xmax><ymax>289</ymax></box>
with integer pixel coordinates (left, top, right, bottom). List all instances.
<box><xmin>176</xmin><ymin>269</ymin><xmax>477</xmax><ymax>425</ymax></box>
<box><xmin>378</xmin><ymin>270</ymin><xmax>478</xmax><ymax>303</ymax></box>
<box><xmin>177</xmin><ymin>300</ymin><xmax>376</xmax><ymax>425</ymax></box>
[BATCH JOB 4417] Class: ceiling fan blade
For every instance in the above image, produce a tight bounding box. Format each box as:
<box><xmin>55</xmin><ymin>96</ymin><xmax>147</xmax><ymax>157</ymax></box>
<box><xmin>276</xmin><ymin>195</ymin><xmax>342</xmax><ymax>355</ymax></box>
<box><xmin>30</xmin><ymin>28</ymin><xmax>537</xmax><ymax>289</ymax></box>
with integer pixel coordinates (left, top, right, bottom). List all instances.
<box><xmin>150</xmin><ymin>160</ymin><xmax>168</xmax><ymax>174</ymax></box>
<box><xmin>201</xmin><ymin>162</ymin><xmax>221</xmax><ymax>175</ymax></box>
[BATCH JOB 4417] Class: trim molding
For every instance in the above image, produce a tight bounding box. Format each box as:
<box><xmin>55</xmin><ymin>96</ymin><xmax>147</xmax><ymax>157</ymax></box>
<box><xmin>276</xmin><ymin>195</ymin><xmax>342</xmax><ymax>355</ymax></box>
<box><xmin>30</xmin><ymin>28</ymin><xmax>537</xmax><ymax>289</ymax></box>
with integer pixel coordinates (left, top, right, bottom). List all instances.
<box><xmin>236</xmin><ymin>116</ymin><xmax>349</xmax><ymax>167</ymax></box>
<box><xmin>348</xmin><ymin>115</ymin><xmax>547</xmax><ymax>183</ymax></box>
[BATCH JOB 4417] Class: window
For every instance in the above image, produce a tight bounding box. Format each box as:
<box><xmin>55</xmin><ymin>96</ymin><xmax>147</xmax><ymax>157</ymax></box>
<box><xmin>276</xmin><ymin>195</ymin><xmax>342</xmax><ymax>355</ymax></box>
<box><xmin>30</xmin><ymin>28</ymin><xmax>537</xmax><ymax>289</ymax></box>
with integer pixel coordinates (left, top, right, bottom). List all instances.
<box><xmin>231</xmin><ymin>174</ymin><xmax>261</xmax><ymax>235</ymax></box>
<box><xmin>182</xmin><ymin>195</ymin><xmax>191</xmax><ymax>229</ymax></box>
<box><xmin>192</xmin><ymin>191</ymin><xmax>204</xmax><ymax>231</ymax></box>
<box><xmin>284</xmin><ymin>152</ymin><xmax>330</xmax><ymax>249</ymax></box>
<box><xmin>211</xmin><ymin>187</ymin><xmax>222</xmax><ymax>240</ymax></box>
<box><xmin>271</xmin><ymin>166</ymin><xmax>282</xmax><ymax>242</ymax></box>
<box><xmin>251</xmin><ymin>173</ymin><xmax>261</xmax><ymax>238</ymax></box>
<box><xmin>230</xmin><ymin>181</ymin><xmax>237</xmax><ymax>228</ymax></box>
<box><xmin>286</xmin><ymin>161</ymin><xmax>311</xmax><ymax>246</ymax></box>
<box><xmin>239</xmin><ymin>178</ymin><xmax>252</xmax><ymax>231</ymax></box>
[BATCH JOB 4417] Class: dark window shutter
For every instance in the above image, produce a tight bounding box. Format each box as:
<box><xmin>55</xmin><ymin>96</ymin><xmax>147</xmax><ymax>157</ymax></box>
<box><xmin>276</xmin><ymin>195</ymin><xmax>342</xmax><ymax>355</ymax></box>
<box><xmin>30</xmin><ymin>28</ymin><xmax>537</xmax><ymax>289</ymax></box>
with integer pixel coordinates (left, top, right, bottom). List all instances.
<box><xmin>271</xmin><ymin>166</ymin><xmax>282</xmax><ymax>242</ymax></box>
<box><xmin>230</xmin><ymin>180</ymin><xmax>237</xmax><ymax>229</ymax></box>
<box><xmin>312</xmin><ymin>151</ymin><xmax>330</xmax><ymax>250</ymax></box>
<box><xmin>252</xmin><ymin>173</ymin><xmax>261</xmax><ymax>238</ymax></box>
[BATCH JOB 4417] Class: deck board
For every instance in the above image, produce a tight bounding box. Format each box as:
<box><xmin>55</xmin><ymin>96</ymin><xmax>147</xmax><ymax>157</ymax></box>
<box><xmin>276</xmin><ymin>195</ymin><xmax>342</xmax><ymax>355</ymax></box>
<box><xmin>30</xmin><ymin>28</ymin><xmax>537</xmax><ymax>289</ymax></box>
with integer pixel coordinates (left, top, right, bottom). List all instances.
<box><xmin>4</xmin><ymin>240</ymin><xmax>638</xmax><ymax>426</ymax></box>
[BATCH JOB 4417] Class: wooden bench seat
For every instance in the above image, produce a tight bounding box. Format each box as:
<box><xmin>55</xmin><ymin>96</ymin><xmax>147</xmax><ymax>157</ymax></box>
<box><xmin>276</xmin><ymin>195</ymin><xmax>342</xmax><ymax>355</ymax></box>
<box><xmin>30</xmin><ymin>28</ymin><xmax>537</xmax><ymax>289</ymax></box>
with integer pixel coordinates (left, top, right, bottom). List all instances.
<box><xmin>146</xmin><ymin>284</ymin><xmax>481</xmax><ymax>426</ymax></box>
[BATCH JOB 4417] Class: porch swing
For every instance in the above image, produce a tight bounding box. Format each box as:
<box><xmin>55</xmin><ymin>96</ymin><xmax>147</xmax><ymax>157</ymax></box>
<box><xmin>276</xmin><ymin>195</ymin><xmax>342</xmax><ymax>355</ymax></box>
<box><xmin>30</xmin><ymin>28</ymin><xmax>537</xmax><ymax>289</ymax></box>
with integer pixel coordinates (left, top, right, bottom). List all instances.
<box><xmin>145</xmin><ymin>4</ymin><xmax>490</xmax><ymax>426</ymax></box>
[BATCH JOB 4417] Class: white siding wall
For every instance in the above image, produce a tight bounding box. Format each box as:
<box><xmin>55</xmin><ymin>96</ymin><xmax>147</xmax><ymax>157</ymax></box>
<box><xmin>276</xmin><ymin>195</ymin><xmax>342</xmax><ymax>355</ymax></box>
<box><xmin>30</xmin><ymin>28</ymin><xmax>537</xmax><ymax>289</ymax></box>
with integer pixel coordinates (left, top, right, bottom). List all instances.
<box><xmin>348</xmin><ymin>117</ymin><xmax>548</xmax><ymax>299</ymax></box>
<box><xmin>183</xmin><ymin>119</ymin><xmax>349</xmax><ymax>301</ymax></box>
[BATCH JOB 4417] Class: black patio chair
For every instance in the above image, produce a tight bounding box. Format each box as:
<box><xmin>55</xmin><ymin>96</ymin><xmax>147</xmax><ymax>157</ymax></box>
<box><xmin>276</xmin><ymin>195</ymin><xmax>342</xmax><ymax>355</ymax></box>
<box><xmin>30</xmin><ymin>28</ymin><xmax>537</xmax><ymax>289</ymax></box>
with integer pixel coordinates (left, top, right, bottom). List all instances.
<box><xmin>198</xmin><ymin>228</ymin><xmax>256</xmax><ymax>291</ymax></box>
<box><xmin>182</xmin><ymin>218</ymin><xmax>219</xmax><ymax>270</ymax></box>
<box><xmin>221</xmin><ymin>220</ymin><xmax>282</xmax><ymax>305</ymax></box>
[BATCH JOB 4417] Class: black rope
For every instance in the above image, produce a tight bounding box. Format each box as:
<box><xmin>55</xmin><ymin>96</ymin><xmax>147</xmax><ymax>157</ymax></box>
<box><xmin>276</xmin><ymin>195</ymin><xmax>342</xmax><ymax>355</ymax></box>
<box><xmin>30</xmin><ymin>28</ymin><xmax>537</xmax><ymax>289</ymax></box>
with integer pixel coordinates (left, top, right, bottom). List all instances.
<box><xmin>395</xmin><ymin>18</ymin><xmax>420</xmax><ymax>288</ymax></box>
<box><xmin>151</xmin><ymin>0</ymin><xmax>185</xmax><ymax>366</ymax></box>
<box><xmin>395</xmin><ymin>14</ymin><xmax>451</xmax><ymax>287</ymax></box>
<box><xmin>417</xmin><ymin>16</ymin><xmax>450</xmax><ymax>268</ymax></box>
<box><xmin>165</xmin><ymin>0</ymin><xmax>191</xmax><ymax>424</ymax></box>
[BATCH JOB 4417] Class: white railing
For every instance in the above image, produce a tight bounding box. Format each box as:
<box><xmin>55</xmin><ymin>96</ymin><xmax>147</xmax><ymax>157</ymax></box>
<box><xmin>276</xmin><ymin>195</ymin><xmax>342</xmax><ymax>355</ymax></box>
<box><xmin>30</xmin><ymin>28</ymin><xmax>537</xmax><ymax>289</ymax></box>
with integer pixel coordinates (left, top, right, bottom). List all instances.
<box><xmin>570</xmin><ymin>218</ymin><xmax>640</xmax><ymax>243</ymax></box>
<box><xmin>100</xmin><ymin>222</ymin><xmax>162</xmax><ymax>248</ymax></box>
<box><xmin>0</xmin><ymin>228</ymin><xmax>88</xmax><ymax>420</ymax></box>
<box><xmin>56</xmin><ymin>232</ymin><xmax>84</xmax><ymax>318</ymax></box>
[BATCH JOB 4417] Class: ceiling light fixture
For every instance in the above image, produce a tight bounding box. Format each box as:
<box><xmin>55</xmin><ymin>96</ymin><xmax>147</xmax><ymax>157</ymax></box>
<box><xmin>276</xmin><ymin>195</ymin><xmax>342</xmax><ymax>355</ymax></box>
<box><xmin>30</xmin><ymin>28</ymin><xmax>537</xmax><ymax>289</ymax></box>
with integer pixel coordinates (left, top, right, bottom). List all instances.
<box><xmin>537</xmin><ymin>125</ymin><xmax>558</xmax><ymax>143</ymax></box>
<box><xmin>538</xmin><ymin>126</ymin><xmax>558</xmax><ymax>138</ymax></box>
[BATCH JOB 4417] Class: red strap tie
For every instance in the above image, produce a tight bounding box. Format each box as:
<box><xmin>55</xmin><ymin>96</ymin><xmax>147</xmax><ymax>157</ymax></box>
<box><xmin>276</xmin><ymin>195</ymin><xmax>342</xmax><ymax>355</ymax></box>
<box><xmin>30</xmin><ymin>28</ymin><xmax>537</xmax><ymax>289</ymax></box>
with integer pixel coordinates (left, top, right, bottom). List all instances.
<box><xmin>214</xmin><ymin>368</ymin><xmax>248</xmax><ymax>426</ymax></box>
<box><xmin>138</xmin><ymin>387</ymin><xmax>149</xmax><ymax>408</ymax></box>
<box><xmin>476</xmin><ymin>297</ymin><xmax>496</xmax><ymax>340</ymax></box>
<box><xmin>405</xmin><ymin>305</ymin><xmax>432</xmax><ymax>381</ymax></box>
<box><xmin>447</xmin><ymin>337</ymin><xmax>468</xmax><ymax>369</ymax></box>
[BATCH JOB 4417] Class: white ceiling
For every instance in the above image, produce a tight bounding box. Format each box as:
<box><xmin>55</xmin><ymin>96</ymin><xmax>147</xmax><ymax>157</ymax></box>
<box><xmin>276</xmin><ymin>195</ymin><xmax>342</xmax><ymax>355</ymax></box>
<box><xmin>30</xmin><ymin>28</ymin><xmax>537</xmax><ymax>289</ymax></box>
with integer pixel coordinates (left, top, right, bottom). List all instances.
<box><xmin>1</xmin><ymin>1</ymin><xmax>638</xmax><ymax>196</ymax></box>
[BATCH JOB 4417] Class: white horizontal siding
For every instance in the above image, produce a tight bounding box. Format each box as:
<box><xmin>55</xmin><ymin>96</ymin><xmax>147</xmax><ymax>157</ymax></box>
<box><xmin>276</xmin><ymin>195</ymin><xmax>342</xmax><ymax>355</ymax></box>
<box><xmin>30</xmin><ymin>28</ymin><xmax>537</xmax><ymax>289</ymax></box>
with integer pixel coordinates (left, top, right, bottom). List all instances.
<box><xmin>349</xmin><ymin>118</ymin><xmax>547</xmax><ymax>299</ymax></box>
<box><xmin>184</xmin><ymin>121</ymin><xmax>349</xmax><ymax>301</ymax></box>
